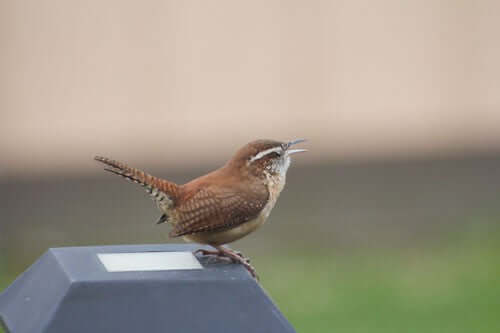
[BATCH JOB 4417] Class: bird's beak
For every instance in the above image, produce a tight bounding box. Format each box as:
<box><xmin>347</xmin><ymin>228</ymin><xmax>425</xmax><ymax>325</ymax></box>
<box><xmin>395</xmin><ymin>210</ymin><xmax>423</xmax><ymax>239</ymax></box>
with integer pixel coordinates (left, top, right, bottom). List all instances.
<box><xmin>285</xmin><ymin>139</ymin><xmax>307</xmax><ymax>155</ymax></box>
<box><xmin>287</xmin><ymin>148</ymin><xmax>307</xmax><ymax>155</ymax></box>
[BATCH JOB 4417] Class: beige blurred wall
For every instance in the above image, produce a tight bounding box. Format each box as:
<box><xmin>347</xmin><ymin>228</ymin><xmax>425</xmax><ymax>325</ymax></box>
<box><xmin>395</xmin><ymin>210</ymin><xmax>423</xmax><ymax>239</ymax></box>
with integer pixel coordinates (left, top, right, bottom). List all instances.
<box><xmin>1</xmin><ymin>0</ymin><xmax>500</xmax><ymax>178</ymax></box>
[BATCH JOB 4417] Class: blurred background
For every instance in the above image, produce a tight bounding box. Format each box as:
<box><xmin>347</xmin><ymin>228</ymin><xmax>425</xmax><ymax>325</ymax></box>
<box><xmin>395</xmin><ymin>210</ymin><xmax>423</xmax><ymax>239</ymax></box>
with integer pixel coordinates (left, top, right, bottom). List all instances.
<box><xmin>1</xmin><ymin>0</ymin><xmax>500</xmax><ymax>332</ymax></box>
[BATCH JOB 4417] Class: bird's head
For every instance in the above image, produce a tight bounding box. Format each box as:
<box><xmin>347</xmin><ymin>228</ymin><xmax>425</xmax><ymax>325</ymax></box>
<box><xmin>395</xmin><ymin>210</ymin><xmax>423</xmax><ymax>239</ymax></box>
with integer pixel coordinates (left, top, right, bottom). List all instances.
<box><xmin>228</xmin><ymin>139</ymin><xmax>307</xmax><ymax>179</ymax></box>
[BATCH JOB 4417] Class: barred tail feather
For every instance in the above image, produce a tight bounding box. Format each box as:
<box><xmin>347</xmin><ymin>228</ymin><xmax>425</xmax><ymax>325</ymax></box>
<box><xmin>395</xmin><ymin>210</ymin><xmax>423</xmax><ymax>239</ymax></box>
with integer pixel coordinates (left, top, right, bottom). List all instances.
<box><xmin>94</xmin><ymin>156</ymin><xmax>179</xmax><ymax>206</ymax></box>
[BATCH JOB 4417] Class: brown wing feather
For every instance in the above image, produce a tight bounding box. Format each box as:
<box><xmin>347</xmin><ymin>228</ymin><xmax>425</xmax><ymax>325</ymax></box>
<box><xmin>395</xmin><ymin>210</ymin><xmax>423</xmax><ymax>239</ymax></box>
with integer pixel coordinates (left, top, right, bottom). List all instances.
<box><xmin>169</xmin><ymin>185</ymin><xmax>269</xmax><ymax>237</ymax></box>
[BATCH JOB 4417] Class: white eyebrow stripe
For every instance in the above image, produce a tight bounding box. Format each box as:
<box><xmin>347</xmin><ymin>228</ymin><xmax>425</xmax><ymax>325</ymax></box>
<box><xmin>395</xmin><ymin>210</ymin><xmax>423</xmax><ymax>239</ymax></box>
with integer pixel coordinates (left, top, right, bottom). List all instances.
<box><xmin>249</xmin><ymin>147</ymin><xmax>282</xmax><ymax>163</ymax></box>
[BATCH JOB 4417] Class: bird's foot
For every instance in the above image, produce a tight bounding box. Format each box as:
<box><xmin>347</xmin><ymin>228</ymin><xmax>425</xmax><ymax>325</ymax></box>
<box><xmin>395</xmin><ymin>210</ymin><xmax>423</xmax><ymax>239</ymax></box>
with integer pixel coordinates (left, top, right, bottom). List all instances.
<box><xmin>216</xmin><ymin>246</ymin><xmax>259</xmax><ymax>280</ymax></box>
<box><xmin>194</xmin><ymin>248</ymin><xmax>220</xmax><ymax>256</ymax></box>
<box><xmin>193</xmin><ymin>248</ymin><xmax>232</xmax><ymax>263</ymax></box>
<box><xmin>234</xmin><ymin>251</ymin><xmax>251</xmax><ymax>263</ymax></box>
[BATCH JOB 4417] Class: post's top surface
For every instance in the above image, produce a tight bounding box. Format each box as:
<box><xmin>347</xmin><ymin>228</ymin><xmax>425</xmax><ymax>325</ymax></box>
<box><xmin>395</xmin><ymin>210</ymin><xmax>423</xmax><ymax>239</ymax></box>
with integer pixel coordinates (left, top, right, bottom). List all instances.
<box><xmin>48</xmin><ymin>244</ymin><xmax>253</xmax><ymax>282</ymax></box>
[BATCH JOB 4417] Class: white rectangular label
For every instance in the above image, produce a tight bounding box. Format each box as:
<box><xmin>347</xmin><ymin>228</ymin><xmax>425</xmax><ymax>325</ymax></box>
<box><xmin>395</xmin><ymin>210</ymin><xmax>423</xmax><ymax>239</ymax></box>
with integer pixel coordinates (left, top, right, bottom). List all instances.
<box><xmin>97</xmin><ymin>252</ymin><xmax>203</xmax><ymax>272</ymax></box>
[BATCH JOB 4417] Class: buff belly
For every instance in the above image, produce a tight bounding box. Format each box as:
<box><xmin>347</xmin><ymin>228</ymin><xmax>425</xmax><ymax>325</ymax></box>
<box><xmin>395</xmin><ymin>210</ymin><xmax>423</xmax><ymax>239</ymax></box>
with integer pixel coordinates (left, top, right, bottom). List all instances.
<box><xmin>183</xmin><ymin>214</ymin><xmax>268</xmax><ymax>246</ymax></box>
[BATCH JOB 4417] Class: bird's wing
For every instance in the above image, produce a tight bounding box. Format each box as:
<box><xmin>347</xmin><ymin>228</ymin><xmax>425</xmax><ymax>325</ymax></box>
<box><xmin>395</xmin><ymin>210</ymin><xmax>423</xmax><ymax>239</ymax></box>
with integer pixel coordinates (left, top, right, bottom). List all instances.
<box><xmin>94</xmin><ymin>156</ymin><xmax>179</xmax><ymax>210</ymax></box>
<box><xmin>169</xmin><ymin>184</ymin><xmax>269</xmax><ymax>237</ymax></box>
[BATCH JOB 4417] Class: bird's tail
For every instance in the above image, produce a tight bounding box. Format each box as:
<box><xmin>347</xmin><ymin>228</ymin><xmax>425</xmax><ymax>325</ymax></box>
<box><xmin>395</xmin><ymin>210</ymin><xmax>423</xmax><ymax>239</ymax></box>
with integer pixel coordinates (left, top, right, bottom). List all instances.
<box><xmin>94</xmin><ymin>156</ymin><xmax>180</xmax><ymax>207</ymax></box>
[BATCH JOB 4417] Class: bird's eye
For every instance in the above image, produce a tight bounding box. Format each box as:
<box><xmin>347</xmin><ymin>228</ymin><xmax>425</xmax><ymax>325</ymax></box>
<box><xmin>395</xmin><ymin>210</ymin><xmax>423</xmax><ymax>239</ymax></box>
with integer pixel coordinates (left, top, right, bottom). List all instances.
<box><xmin>269</xmin><ymin>152</ymin><xmax>281</xmax><ymax>158</ymax></box>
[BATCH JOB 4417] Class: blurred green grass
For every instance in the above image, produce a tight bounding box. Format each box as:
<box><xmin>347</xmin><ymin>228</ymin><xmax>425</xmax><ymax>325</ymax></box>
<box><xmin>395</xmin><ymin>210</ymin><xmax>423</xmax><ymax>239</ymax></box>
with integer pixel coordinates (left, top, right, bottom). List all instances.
<box><xmin>1</xmin><ymin>229</ymin><xmax>499</xmax><ymax>333</ymax></box>
<box><xmin>0</xmin><ymin>261</ymin><xmax>11</xmax><ymax>333</ymax></box>
<box><xmin>257</xmin><ymin>227</ymin><xmax>500</xmax><ymax>333</ymax></box>
<box><xmin>257</xmin><ymin>249</ymin><xmax>499</xmax><ymax>332</ymax></box>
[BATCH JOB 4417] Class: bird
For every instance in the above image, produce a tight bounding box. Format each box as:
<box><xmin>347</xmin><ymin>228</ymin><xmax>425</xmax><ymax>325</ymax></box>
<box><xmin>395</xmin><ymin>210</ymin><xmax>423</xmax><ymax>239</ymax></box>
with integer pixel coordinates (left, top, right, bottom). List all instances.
<box><xmin>94</xmin><ymin>139</ymin><xmax>307</xmax><ymax>278</ymax></box>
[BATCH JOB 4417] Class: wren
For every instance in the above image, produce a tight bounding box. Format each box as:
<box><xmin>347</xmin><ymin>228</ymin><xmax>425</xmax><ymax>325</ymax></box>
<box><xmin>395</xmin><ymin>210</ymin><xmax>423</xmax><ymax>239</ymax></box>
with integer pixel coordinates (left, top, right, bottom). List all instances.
<box><xmin>95</xmin><ymin>139</ymin><xmax>307</xmax><ymax>278</ymax></box>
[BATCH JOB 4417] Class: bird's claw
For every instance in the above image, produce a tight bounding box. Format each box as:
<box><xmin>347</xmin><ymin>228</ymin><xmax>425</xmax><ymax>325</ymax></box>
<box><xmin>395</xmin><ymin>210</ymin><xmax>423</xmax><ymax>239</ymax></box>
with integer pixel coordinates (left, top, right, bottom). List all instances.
<box><xmin>234</xmin><ymin>251</ymin><xmax>251</xmax><ymax>263</ymax></box>
<box><xmin>194</xmin><ymin>249</ymin><xmax>232</xmax><ymax>262</ymax></box>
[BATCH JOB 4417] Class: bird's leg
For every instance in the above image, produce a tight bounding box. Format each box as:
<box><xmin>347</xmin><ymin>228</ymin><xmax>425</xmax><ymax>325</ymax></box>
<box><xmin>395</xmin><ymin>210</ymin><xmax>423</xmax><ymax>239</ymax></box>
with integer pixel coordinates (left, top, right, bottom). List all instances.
<box><xmin>215</xmin><ymin>246</ymin><xmax>259</xmax><ymax>280</ymax></box>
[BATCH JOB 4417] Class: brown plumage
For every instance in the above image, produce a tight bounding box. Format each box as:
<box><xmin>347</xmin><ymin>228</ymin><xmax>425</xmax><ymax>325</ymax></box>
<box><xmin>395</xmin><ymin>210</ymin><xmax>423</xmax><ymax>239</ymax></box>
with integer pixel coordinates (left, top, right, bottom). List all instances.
<box><xmin>95</xmin><ymin>139</ymin><xmax>307</xmax><ymax>278</ymax></box>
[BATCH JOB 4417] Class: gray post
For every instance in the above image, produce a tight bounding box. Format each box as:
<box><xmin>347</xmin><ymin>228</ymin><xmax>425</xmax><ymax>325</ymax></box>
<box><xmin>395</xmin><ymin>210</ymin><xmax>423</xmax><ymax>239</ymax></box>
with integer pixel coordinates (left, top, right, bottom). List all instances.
<box><xmin>0</xmin><ymin>244</ymin><xmax>296</xmax><ymax>333</ymax></box>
